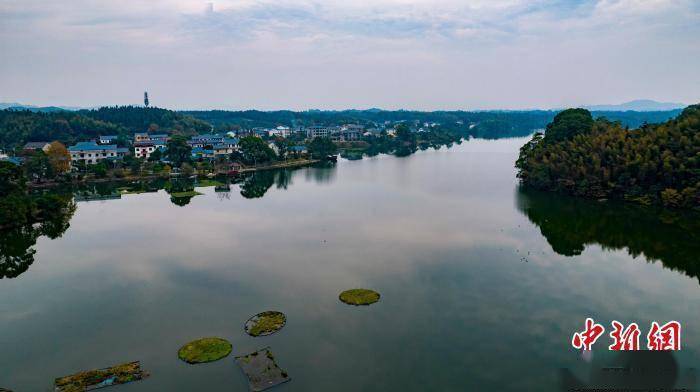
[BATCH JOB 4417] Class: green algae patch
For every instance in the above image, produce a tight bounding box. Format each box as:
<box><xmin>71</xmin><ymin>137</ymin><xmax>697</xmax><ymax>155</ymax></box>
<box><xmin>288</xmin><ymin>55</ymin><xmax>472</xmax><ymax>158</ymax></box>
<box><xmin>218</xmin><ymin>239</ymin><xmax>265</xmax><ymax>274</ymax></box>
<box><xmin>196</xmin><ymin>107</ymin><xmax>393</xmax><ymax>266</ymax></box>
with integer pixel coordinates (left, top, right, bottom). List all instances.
<box><xmin>245</xmin><ymin>311</ymin><xmax>286</xmax><ymax>337</ymax></box>
<box><xmin>54</xmin><ymin>361</ymin><xmax>149</xmax><ymax>392</ymax></box>
<box><xmin>235</xmin><ymin>347</ymin><xmax>290</xmax><ymax>391</ymax></box>
<box><xmin>339</xmin><ymin>288</ymin><xmax>380</xmax><ymax>306</ymax></box>
<box><xmin>177</xmin><ymin>337</ymin><xmax>232</xmax><ymax>364</ymax></box>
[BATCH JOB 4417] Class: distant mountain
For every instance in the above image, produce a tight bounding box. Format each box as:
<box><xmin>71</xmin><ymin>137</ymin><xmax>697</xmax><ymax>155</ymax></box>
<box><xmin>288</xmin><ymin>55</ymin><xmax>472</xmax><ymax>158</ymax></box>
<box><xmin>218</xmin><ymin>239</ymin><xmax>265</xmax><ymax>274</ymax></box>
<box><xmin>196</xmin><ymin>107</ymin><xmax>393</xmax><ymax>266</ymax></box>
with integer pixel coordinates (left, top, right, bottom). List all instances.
<box><xmin>0</xmin><ymin>102</ymin><xmax>85</xmax><ymax>112</ymax></box>
<box><xmin>585</xmin><ymin>99</ymin><xmax>685</xmax><ymax>112</ymax></box>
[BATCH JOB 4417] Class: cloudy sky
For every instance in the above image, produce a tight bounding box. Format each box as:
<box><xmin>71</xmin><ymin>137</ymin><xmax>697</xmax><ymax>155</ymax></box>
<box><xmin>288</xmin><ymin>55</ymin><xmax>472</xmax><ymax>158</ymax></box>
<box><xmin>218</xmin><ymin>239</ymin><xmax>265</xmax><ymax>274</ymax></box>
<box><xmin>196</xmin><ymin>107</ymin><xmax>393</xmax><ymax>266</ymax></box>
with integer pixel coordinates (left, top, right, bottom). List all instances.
<box><xmin>1</xmin><ymin>0</ymin><xmax>698</xmax><ymax>110</ymax></box>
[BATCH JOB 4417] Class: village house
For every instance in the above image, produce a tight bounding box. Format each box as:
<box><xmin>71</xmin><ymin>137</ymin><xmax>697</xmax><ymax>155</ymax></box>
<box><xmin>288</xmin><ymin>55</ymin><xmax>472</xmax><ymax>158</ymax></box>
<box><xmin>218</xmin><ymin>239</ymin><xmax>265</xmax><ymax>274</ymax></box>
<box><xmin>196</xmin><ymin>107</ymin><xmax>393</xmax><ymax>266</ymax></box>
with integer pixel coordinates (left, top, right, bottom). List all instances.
<box><xmin>23</xmin><ymin>141</ymin><xmax>51</xmax><ymax>152</ymax></box>
<box><xmin>68</xmin><ymin>141</ymin><xmax>118</xmax><ymax>165</ymax></box>
<box><xmin>268</xmin><ymin>126</ymin><xmax>291</xmax><ymax>138</ymax></box>
<box><xmin>134</xmin><ymin>140</ymin><xmax>166</xmax><ymax>159</ymax></box>
<box><xmin>289</xmin><ymin>145</ymin><xmax>308</xmax><ymax>155</ymax></box>
<box><xmin>188</xmin><ymin>134</ymin><xmax>225</xmax><ymax>148</ymax></box>
<box><xmin>116</xmin><ymin>147</ymin><xmax>130</xmax><ymax>158</ymax></box>
<box><xmin>191</xmin><ymin>146</ymin><xmax>215</xmax><ymax>160</ymax></box>
<box><xmin>98</xmin><ymin>135</ymin><xmax>118</xmax><ymax>144</ymax></box>
<box><xmin>134</xmin><ymin>132</ymin><xmax>170</xmax><ymax>144</ymax></box>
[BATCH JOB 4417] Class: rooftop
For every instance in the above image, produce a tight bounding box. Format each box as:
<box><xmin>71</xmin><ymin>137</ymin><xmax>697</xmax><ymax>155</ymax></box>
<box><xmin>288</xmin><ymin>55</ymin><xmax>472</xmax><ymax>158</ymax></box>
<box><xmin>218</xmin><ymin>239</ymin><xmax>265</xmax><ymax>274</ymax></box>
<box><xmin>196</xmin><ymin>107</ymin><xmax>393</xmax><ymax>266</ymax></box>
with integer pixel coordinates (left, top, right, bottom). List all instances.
<box><xmin>68</xmin><ymin>141</ymin><xmax>117</xmax><ymax>152</ymax></box>
<box><xmin>23</xmin><ymin>141</ymin><xmax>49</xmax><ymax>149</ymax></box>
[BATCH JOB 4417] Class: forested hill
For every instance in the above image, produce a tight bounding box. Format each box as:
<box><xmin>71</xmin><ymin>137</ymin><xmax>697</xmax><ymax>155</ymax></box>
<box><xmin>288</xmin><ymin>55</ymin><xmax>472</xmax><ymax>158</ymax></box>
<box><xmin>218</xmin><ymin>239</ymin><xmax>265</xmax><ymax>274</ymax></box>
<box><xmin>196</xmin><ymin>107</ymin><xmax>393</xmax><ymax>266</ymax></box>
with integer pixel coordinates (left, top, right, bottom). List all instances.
<box><xmin>0</xmin><ymin>106</ymin><xmax>211</xmax><ymax>149</ymax></box>
<box><xmin>79</xmin><ymin>106</ymin><xmax>211</xmax><ymax>135</ymax></box>
<box><xmin>0</xmin><ymin>110</ymin><xmax>125</xmax><ymax>149</ymax></box>
<box><xmin>516</xmin><ymin>104</ymin><xmax>700</xmax><ymax>209</ymax></box>
<box><xmin>183</xmin><ymin>108</ymin><xmax>681</xmax><ymax>137</ymax></box>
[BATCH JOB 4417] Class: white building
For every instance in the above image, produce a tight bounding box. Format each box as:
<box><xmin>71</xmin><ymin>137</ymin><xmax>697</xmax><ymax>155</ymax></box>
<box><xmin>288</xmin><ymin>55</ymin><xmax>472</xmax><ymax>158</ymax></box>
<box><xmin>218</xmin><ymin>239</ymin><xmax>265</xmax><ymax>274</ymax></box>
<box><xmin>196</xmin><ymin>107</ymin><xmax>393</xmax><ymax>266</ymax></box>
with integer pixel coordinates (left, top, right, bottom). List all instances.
<box><xmin>268</xmin><ymin>126</ymin><xmax>291</xmax><ymax>138</ymax></box>
<box><xmin>306</xmin><ymin>126</ymin><xmax>335</xmax><ymax>139</ymax></box>
<box><xmin>134</xmin><ymin>141</ymin><xmax>167</xmax><ymax>159</ymax></box>
<box><xmin>68</xmin><ymin>142</ymin><xmax>118</xmax><ymax>165</ymax></box>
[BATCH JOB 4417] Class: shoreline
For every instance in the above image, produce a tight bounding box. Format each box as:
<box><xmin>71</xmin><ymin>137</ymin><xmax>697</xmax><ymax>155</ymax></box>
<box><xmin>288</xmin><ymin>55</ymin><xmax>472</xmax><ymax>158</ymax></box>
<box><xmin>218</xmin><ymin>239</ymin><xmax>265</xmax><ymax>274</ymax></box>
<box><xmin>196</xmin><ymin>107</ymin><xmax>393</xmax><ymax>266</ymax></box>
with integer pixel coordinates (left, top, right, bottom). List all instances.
<box><xmin>26</xmin><ymin>158</ymin><xmax>320</xmax><ymax>189</ymax></box>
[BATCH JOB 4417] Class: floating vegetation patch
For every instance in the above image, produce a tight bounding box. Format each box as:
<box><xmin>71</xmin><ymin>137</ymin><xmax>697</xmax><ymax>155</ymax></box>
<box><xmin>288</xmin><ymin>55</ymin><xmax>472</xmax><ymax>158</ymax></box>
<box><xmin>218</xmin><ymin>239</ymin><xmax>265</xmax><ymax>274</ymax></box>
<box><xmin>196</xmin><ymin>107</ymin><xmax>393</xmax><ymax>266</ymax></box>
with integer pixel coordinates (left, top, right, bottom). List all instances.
<box><xmin>245</xmin><ymin>311</ymin><xmax>286</xmax><ymax>337</ymax></box>
<box><xmin>177</xmin><ymin>337</ymin><xmax>232</xmax><ymax>364</ymax></box>
<box><xmin>339</xmin><ymin>288</ymin><xmax>380</xmax><ymax>306</ymax></box>
<box><xmin>235</xmin><ymin>347</ymin><xmax>290</xmax><ymax>392</ymax></box>
<box><xmin>54</xmin><ymin>361</ymin><xmax>149</xmax><ymax>392</ymax></box>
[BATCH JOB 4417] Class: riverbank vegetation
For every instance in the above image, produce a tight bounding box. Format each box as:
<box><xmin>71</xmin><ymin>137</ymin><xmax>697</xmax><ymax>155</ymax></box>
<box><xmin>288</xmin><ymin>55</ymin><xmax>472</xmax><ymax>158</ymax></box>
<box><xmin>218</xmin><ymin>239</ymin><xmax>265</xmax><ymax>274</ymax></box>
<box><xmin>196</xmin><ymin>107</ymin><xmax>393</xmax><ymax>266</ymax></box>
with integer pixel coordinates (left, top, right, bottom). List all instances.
<box><xmin>516</xmin><ymin>105</ymin><xmax>700</xmax><ymax>209</ymax></box>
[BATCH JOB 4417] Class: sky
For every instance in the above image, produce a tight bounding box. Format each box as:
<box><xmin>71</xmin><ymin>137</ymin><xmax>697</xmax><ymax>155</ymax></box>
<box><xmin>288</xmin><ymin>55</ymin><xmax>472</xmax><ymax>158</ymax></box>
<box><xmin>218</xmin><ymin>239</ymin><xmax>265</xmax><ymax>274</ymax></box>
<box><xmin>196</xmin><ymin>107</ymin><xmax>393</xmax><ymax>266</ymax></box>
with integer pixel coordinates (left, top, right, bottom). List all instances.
<box><xmin>0</xmin><ymin>0</ymin><xmax>698</xmax><ymax>111</ymax></box>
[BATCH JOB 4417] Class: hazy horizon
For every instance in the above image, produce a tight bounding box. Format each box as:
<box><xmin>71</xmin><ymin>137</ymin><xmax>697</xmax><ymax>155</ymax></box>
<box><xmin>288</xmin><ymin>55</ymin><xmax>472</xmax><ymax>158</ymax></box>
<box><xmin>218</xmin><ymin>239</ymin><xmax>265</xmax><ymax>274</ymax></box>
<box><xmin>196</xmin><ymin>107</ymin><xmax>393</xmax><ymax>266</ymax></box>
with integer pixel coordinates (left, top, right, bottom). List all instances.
<box><xmin>1</xmin><ymin>1</ymin><xmax>698</xmax><ymax>110</ymax></box>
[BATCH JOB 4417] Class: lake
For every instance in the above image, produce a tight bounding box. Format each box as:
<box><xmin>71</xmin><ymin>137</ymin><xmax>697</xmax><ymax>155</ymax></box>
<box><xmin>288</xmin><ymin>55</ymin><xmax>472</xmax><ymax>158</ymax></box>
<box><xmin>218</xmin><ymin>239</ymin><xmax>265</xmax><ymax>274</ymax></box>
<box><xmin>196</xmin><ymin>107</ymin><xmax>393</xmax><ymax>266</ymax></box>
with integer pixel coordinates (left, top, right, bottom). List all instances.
<box><xmin>1</xmin><ymin>137</ymin><xmax>698</xmax><ymax>391</ymax></box>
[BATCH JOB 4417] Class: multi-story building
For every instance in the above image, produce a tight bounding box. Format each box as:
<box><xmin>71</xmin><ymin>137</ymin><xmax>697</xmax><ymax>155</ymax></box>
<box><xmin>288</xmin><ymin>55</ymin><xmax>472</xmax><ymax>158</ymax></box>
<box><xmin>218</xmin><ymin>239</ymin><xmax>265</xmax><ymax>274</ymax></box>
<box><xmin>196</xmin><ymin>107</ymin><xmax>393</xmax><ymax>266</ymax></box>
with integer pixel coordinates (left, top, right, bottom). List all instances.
<box><xmin>134</xmin><ymin>132</ymin><xmax>170</xmax><ymax>144</ymax></box>
<box><xmin>306</xmin><ymin>126</ymin><xmax>335</xmax><ymax>139</ymax></box>
<box><xmin>134</xmin><ymin>141</ymin><xmax>167</xmax><ymax>159</ymax></box>
<box><xmin>188</xmin><ymin>134</ymin><xmax>225</xmax><ymax>148</ymax></box>
<box><xmin>68</xmin><ymin>142</ymin><xmax>118</xmax><ymax>165</ymax></box>
<box><xmin>338</xmin><ymin>124</ymin><xmax>363</xmax><ymax>141</ymax></box>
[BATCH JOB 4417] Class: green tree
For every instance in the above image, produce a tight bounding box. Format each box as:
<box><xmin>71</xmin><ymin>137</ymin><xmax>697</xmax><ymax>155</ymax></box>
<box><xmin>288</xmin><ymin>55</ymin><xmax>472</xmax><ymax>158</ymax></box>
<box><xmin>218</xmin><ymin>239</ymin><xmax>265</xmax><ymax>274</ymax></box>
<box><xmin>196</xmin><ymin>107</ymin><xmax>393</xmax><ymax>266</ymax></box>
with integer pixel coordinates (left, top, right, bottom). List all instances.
<box><xmin>148</xmin><ymin>148</ymin><xmax>163</xmax><ymax>162</ymax></box>
<box><xmin>239</xmin><ymin>136</ymin><xmax>276</xmax><ymax>165</ymax></box>
<box><xmin>543</xmin><ymin>108</ymin><xmax>593</xmax><ymax>143</ymax></box>
<box><xmin>394</xmin><ymin>123</ymin><xmax>416</xmax><ymax>145</ymax></box>
<box><xmin>166</xmin><ymin>135</ymin><xmax>192</xmax><ymax>167</ymax></box>
<box><xmin>308</xmin><ymin>137</ymin><xmax>338</xmax><ymax>159</ymax></box>
<box><xmin>273</xmin><ymin>138</ymin><xmax>290</xmax><ymax>160</ymax></box>
<box><xmin>23</xmin><ymin>151</ymin><xmax>54</xmax><ymax>182</ymax></box>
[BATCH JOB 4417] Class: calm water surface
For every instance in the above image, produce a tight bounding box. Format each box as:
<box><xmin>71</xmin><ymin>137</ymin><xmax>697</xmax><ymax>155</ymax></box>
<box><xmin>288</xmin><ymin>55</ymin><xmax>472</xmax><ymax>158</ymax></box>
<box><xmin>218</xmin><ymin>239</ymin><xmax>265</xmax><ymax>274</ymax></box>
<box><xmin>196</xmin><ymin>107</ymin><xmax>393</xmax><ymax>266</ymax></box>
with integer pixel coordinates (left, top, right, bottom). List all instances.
<box><xmin>1</xmin><ymin>138</ymin><xmax>698</xmax><ymax>391</ymax></box>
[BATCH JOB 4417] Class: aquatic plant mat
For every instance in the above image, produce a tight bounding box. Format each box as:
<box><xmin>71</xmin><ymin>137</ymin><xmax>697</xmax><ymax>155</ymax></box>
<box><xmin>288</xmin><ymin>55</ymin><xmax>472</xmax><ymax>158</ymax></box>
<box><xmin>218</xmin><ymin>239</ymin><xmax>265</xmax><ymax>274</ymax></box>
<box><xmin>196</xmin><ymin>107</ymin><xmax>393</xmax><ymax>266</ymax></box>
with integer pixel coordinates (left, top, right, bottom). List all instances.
<box><xmin>244</xmin><ymin>311</ymin><xmax>286</xmax><ymax>337</ymax></box>
<box><xmin>178</xmin><ymin>337</ymin><xmax>232</xmax><ymax>364</ymax></box>
<box><xmin>54</xmin><ymin>361</ymin><xmax>148</xmax><ymax>391</ymax></box>
<box><xmin>339</xmin><ymin>288</ymin><xmax>380</xmax><ymax>305</ymax></box>
<box><xmin>235</xmin><ymin>347</ymin><xmax>290</xmax><ymax>392</ymax></box>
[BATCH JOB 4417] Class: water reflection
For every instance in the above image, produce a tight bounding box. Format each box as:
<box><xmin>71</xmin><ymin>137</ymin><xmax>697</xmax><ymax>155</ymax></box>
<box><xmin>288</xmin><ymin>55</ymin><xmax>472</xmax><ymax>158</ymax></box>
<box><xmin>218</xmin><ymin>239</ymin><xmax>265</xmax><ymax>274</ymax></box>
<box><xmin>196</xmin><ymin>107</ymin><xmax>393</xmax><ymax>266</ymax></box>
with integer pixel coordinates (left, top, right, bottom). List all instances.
<box><xmin>559</xmin><ymin>351</ymin><xmax>696</xmax><ymax>391</ymax></box>
<box><xmin>240</xmin><ymin>170</ymin><xmax>295</xmax><ymax>199</ymax></box>
<box><xmin>0</xmin><ymin>195</ymin><xmax>75</xmax><ymax>279</ymax></box>
<box><xmin>516</xmin><ymin>188</ymin><xmax>700</xmax><ymax>282</ymax></box>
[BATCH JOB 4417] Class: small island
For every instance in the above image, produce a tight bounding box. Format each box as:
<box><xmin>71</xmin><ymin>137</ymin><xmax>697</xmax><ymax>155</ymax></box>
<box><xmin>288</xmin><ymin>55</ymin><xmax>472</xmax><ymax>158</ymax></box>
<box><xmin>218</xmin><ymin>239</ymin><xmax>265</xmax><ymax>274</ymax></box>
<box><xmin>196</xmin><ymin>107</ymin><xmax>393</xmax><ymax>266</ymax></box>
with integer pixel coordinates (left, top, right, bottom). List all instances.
<box><xmin>516</xmin><ymin>105</ymin><xmax>699</xmax><ymax>209</ymax></box>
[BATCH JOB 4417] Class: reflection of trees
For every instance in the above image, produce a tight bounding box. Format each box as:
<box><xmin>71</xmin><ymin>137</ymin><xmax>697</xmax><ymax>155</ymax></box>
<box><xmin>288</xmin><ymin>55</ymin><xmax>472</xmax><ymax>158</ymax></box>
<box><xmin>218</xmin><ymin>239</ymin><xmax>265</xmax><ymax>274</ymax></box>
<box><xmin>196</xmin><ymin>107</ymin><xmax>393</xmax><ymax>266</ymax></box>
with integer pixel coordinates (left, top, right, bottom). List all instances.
<box><xmin>274</xmin><ymin>170</ymin><xmax>293</xmax><ymax>190</ymax></box>
<box><xmin>240</xmin><ymin>171</ymin><xmax>276</xmax><ymax>199</ymax></box>
<box><xmin>305</xmin><ymin>162</ymin><xmax>337</xmax><ymax>184</ymax></box>
<box><xmin>239</xmin><ymin>170</ymin><xmax>296</xmax><ymax>199</ymax></box>
<box><xmin>516</xmin><ymin>188</ymin><xmax>700</xmax><ymax>282</ymax></box>
<box><xmin>164</xmin><ymin>179</ymin><xmax>197</xmax><ymax>207</ymax></box>
<box><xmin>0</xmin><ymin>196</ymin><xmax>75</xmax><ymax>279</ymax></box>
